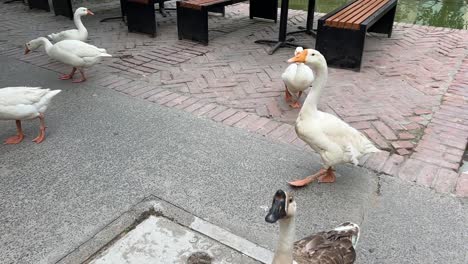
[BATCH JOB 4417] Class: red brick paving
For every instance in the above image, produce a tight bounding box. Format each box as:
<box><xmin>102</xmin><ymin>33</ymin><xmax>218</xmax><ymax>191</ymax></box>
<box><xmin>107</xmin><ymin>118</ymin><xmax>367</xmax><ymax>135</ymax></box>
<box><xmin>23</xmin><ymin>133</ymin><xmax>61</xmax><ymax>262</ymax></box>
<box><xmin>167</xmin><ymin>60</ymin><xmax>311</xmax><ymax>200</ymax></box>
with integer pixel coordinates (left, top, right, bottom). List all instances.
<box><xmin>1</xmin><ymin>2</ymin><xmax>467</xmax><ymax>196</ymax></box>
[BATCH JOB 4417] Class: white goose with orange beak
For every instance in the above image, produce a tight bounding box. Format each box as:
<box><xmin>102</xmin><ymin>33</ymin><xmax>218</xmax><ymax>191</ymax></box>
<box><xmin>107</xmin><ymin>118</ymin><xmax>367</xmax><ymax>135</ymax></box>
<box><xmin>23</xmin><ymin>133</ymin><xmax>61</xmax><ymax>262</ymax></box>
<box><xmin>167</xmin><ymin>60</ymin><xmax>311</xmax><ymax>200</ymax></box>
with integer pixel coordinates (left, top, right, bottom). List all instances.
<box><xmin>25</xmin><ymin>37</ymin><xmax>111</xmax><ymax>83</ymax></box>
<box><xmin>48</xmin><ymin>7</ymin><xmax>94</xmax><ymax>43</ymax></box>
<box><xmin>287</xmin><ymin>49</ymin><xmax>380</xmax><ymax>187</ymax></box>
<box><xmin>281</xmin><ymin>47</ymin><xmax>314</xmax><ymax>108</ymax></box>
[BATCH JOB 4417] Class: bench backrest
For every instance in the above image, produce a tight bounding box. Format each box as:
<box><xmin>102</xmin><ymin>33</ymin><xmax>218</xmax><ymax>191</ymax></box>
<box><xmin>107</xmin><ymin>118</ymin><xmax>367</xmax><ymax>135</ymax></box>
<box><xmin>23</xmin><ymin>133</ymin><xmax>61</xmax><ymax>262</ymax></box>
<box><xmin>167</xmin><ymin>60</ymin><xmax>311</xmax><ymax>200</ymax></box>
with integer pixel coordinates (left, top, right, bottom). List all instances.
<box><xmin>325</xmin><ymin>0</ymin><xmax>392</xmax><ymax>30</ymax></box>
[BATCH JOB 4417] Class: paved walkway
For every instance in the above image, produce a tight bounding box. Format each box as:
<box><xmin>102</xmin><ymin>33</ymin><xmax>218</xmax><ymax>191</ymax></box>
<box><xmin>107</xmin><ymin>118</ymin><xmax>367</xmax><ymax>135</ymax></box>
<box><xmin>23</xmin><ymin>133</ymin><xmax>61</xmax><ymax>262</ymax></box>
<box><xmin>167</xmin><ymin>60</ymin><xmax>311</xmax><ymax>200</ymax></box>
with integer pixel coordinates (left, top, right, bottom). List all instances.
<box><xmin>1</xmin><ymin>1</ymin><xmax>467</xmax><ymax>196</ymax></box>
<box><xmin>1</xmin><ymin>55</ymin><xmax>466</xmax><ymax>264</ymax></box>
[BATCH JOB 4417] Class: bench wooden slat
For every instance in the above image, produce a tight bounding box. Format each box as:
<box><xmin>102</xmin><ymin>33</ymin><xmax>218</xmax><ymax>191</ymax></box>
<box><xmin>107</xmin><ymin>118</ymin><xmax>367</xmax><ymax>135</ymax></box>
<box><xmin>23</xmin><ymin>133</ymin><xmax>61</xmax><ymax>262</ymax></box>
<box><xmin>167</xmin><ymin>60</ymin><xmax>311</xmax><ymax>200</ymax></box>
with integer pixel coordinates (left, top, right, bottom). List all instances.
<box><xmin>335</xmin><ymin>0</ymin><xmax>376</xmax><ymax>28</ymax></box>
<box><xmin>346</xmin><ymin>0</ymin><xmax>390</xmax><ymax>29</ymax></box>
<box><xmin>325</xmin><ymin>0</ymin><xmax>370</xmax><ymax>28</ymax></box>
<box><xmin>325</xmin><ymin>0</ymin><xmax>390</xmax><ymax>30</ymax></box>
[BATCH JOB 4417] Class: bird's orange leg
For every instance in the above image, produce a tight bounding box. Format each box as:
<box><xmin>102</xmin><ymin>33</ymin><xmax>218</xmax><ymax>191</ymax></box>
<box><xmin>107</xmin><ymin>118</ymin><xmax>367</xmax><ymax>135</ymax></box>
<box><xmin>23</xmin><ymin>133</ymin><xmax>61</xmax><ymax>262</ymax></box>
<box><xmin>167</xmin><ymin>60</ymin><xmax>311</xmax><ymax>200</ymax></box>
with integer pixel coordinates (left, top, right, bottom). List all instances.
<box><xmin>72</xmin><ymin>68</ymin><xmax>87</xmax><ymax>83</ymax></box>
<box><xmin>288</xmin><ymin>168</ymin><xmax>328</xmax><ymax>187</ymax></box>
<box><xmin>32</xmin><ymin>113</ymin><xmax>47</xmax><ymax>144</ymax></box>
<box><xmin>285</xmin><ymin>85</ymin><xmax>293</xmax><ymax>102</ymax></box>
<box><xmin>60</xmin><ymin>67</ymin><xmax>77</xmax><ymax>80</ymax></box>
<box><xmin>4</xmin><ymin>120</ymin><xmax>24</xmax><ymax>144</ymax></box>
<box><xmin>289</xmin><ymin>91</ymin><xmax>303</xmax><ymax>108</ymax></box>
<box><xmin>318</xmin><ymin>168</ymin><xmax>336</xmax><ymax>183</ymax></box>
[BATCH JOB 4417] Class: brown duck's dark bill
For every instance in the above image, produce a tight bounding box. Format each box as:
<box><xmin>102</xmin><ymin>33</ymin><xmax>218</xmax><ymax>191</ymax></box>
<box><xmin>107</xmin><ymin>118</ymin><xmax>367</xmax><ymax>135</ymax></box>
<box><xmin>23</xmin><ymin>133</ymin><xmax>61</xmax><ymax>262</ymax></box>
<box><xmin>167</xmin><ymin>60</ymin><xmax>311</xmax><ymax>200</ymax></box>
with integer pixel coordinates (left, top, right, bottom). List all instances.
<box><xmin>265</xmin><ymin>190</ymin><xmax>287</xmax><ymax>223</ymax></box>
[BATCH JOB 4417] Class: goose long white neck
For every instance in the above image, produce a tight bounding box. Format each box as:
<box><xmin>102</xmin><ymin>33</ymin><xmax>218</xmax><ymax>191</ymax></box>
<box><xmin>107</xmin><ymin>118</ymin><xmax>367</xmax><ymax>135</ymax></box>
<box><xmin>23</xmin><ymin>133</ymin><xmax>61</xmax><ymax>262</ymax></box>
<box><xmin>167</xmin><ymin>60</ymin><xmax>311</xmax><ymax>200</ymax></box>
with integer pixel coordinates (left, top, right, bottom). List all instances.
<box><xmin>299</xmin><ymin>61</ymin><xmax>328</xmax><ymax>117</ymax></box>
<box><xmin>37</xmin><ymin>37</ymin><xmax>53</xmax><ymax>54</ymax></box>
<box><xmin>74</xmin><ymin>12</ymin><xmax>86</xmax><ymax>33</ymax></box>
<box><xmin>272</xmin><ymin>217</ymin><xmax>295</xmax><ymax>264</ymax></box>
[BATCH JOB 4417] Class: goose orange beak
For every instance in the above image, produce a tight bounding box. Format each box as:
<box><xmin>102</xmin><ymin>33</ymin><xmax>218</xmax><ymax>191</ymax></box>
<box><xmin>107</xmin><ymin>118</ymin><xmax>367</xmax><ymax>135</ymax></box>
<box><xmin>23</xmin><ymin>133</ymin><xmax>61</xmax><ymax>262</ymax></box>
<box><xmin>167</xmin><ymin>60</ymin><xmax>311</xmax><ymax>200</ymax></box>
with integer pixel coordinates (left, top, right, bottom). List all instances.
<box><xmin>87</xmin><ymin>10</ymin><xmax>94</xmax><ymax>15</ymax></box>
<box><xmin>287</xmin><ymin>50</ymin><xmax>307</xmax><ymax>63</ymax></box>
<box><xmin>24</xmin><ymin>45</ymin><xmax>30</xmax><ymax>55</ymax></box>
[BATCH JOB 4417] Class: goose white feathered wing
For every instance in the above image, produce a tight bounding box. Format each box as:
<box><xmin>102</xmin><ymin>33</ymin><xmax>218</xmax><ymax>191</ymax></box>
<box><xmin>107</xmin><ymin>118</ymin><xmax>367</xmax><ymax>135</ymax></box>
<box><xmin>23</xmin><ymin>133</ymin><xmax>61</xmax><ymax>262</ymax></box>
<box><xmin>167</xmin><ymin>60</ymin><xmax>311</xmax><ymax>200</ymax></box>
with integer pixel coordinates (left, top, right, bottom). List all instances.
<box><xmin>49</xmin><ymin>40</ymin><xmax>111</xmax><ymax>67</ymax></box>
<box><xmin>48</xmin><ymin>29</ymin><xmax>85</xmax><ymax>43</ymax></box>
<box><xmin>296</xmin><ymin>111</ymin><xmax>379</xmax><ymax>167</ymax></box>
<box><xmin>0</xmin><ymin>87</ymin><xmax>61</xmax><ymax>120</ymax></box>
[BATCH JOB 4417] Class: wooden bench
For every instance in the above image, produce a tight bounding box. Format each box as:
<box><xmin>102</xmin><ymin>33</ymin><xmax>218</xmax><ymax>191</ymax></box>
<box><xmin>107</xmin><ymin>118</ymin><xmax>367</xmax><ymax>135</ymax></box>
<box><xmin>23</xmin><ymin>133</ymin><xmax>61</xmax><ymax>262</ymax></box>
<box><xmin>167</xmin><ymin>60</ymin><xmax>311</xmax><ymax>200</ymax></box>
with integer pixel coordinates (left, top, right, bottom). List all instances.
<box><xmin>315</xmin><ymin>0</ymin><xmax>398</xmax><ymax>70</ymax></box>
<box><xmin>176</xmin><ymin>0</ymin><xmax>278</xmax><ymax>45</ymax></box>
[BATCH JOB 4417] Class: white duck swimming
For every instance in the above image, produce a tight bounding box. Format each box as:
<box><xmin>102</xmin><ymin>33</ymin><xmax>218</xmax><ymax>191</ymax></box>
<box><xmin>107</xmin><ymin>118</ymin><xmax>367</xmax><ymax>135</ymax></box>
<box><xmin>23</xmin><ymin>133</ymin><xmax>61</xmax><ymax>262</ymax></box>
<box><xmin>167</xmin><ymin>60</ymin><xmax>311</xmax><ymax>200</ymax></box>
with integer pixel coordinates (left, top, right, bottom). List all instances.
<box><xmin>0</xmin><ymin>87</ymin><xmax>61</xmax><ymax>144</ymax></box>
<box><xmin>265</xmin><ymin>190</ymin><xmax>360</xmax><ymax>264</ymax></box>
<box><xmin>48</xmin><ymin>7</ymin><xmax>94</xmax><ymax>43</ymax></box>
<box><xmin>287</xmin><ymin>49</ymin><xmax>380</xmax><ymax>186</ymax></box>
<box><xmin>281</xmin><ymin>47</ymin><xmax>314</xmax><ymax>108</ymax></box>
<box><xmin>25</xmin><ymin>37</ymin><xmax>112</xmax><ymax>83</ymax></box>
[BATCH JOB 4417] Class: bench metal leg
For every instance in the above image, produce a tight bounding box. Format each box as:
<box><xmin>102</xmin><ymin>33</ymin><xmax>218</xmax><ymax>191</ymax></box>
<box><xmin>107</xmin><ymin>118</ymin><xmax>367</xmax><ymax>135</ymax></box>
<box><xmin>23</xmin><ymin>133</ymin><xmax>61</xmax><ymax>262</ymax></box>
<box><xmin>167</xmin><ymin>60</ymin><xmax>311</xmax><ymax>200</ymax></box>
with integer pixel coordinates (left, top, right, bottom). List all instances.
<box><xmin>288</xmin><ymin>0</ymin><xmax>316</xmax><ymax>36</ymax></box>
<box><xmin>208</xmin><ymin>6</ymin><xmax>225</xmax><ymax>17</ymax></box>
<box><xmin>177</xmin><ymin>3</ymin><xmax>209</xmax><ymax>45</ymax></box>
<box><xmin>368</xmin><ymin>5</ymin><xmax>397</xmax><ymax>38</ymax></box>
<box><xmin>249</xmin><ymin>0</ymin><xmax>277</xmax><ymax>22</ymax></box>
<box><xmin>127</xmin><ymin>1</ymin><xmax>157</xmax><ymax>37</ymax></box>
<box><xmin>315</xmin><ymin>20</ymin><xmax>366</xmax><ymax>71</ymax></box>
<box><xmin>28</xmin><ymin>0</ymin><xmax>50</xmax><ymax>12</ymax></box>
<box><xmin>52</xmin><ymin>0</ymin><xmax>73</xmax><ymax>19</ymax></box>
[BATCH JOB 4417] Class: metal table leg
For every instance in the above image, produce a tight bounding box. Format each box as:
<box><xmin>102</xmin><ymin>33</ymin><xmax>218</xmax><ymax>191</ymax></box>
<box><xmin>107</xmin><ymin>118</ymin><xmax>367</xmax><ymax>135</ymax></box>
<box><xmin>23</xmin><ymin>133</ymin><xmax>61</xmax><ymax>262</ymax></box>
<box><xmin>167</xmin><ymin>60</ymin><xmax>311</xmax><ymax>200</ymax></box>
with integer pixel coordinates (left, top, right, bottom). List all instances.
<box><xmin>254</xmin><ymin>0</ymin><xmax>304</xmax><ymax>54</ymax></box>
<box><xmin>287</xmin><ymin>0</ymin><xmax>316</xmax><ymax>37</ymax></box>
<box><xmin>101</xmin><ymin>0</ymin><xmax>126</xmax><ymax>22</ymax></box>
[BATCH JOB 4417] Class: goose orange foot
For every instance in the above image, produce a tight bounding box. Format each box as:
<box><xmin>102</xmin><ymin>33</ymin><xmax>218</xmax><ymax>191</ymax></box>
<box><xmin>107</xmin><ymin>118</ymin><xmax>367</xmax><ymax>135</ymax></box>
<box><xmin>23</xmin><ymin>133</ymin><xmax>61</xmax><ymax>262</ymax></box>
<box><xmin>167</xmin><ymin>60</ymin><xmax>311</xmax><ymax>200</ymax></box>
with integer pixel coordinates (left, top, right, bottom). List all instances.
<box><xmin>288</xmin><ymin>168</ymin><xmax>328</xmax><ymax>187</ymax></box>
<box><xmin>289</xmin><ymin>101</ymin><xmax>301</xmax><ymax>108</ymax></box>
<box><xmin>4</xmin><ymin>120</ymin><xmax>24</xmax><ymax>145</ymax></box>
<box><xmin>72</xmin><ymin>69</ymin><xmax>87</xmax><ymax>83</ymax></box>
<box><xmin>5</xmin><ymin>134</ymin><xmax>24</xmax><ymax>144</ymax></box>
<box><xmin>318</xmin><ymin>169</ymin><xmax>336</xmax><ymax>183</ymax></box>
<box><xmin>60</xmin><ymin>67</ymin><xmax>76</xmax><ymax>80</ymax></box>
<box><xmin>32</xmin><ymin>113</ymin><xmax>47</xmax><ymax>144</ymax></box>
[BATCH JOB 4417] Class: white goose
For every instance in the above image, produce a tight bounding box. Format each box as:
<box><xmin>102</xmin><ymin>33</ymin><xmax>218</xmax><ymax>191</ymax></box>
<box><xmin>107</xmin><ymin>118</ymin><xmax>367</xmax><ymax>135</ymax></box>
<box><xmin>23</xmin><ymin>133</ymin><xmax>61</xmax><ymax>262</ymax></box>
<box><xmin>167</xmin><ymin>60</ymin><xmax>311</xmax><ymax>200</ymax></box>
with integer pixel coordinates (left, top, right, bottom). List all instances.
<box><xmin>281</xmin><ymin>47</ymin><xmax>314</xmax><ymax>108</ymax></box>
<box><xmin>265</xmin><ymin>190</ymin><xmax>360</xmax><ymax>264</ymax></box>
<box><xmin>287</xmin><ymin>49</ymin><xmax>380</xmax><ymax>186</ymax></box>
<box><xmin>25</xmin><ymin>37</ymin><xmax>112</xmax><ymax>83</ymax></box>
<box><xmin>0</xmin><ymin>87</ymin><xmax>61</xmax><ymax>144</ymax></box>
<box><xmin>48</xmin><ymin>7</ymin><xmax>94</xmax><ymax>43</ymax></box>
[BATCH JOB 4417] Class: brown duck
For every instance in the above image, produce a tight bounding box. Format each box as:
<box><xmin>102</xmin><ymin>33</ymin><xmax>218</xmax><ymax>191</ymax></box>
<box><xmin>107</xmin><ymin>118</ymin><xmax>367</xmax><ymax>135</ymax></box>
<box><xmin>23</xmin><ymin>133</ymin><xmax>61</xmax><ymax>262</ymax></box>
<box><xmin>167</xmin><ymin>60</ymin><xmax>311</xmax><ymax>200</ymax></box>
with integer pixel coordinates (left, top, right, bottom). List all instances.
<box><xmin>265</xmin><ymin>190</ymin><xmax>360</xmax><ymax>264</ymax></box>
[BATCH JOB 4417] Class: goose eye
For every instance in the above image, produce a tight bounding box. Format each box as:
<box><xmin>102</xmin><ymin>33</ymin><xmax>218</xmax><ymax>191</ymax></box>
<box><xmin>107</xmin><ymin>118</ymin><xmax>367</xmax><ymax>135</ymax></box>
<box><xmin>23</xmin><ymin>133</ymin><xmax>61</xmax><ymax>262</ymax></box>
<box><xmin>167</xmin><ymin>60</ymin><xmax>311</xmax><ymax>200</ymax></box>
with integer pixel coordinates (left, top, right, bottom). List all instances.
<box><xmin>289</xmin><ymin>197</ymin><xmax>293</xmax><ymax>203</ymax></box>
<box><xmin>311</xmin><ymin>54</ymin><xmax>315</xmax><ymax>56</ymax></box>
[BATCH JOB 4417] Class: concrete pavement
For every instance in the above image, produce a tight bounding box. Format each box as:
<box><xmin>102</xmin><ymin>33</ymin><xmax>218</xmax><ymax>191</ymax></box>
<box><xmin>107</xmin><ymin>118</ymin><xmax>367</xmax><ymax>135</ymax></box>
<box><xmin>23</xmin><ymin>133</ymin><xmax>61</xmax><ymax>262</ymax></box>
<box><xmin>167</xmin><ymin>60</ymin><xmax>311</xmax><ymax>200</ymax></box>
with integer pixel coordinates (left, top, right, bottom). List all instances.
<box><xmin>1</xmin><ymin>1</ymin><xmax>467</xmax><ymax>196</ymax></box>
<box><xmin>0</xmin><ymin>56</ymin><xmax>466</xmax><ymax>264</ymax></box>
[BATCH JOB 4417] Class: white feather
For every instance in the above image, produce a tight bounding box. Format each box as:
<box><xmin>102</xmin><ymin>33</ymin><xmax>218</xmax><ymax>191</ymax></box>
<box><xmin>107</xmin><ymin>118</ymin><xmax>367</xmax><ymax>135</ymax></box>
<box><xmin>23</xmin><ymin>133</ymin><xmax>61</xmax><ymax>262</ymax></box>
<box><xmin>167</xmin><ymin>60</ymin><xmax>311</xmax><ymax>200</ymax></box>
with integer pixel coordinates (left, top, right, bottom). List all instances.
<box><xmin>0</xmin><ymin>87</ymin><xmax>61</xmax><ymax>120</ymax></box>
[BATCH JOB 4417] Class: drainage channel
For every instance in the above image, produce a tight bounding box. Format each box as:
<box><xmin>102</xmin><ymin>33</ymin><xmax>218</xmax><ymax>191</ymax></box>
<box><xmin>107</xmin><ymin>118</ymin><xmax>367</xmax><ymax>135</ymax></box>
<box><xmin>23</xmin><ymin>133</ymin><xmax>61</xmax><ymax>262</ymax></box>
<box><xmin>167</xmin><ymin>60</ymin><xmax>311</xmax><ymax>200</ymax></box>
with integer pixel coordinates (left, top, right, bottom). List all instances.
<box><xmin>57</xmin><ymin>196</ymin><xmax>273</xmax><ymax>264</ymax></box>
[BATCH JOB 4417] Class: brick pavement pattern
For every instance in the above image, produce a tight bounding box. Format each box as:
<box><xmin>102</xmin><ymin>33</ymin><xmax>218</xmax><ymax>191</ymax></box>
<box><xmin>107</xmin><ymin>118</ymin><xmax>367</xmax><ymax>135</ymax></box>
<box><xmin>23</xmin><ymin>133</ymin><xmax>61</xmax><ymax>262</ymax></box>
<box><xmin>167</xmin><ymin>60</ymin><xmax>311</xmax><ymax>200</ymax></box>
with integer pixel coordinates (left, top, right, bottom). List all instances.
<box><xmin>0</xmin><ymin>1</ymin><xmax>467</xmax><ymax>196</ymax></box>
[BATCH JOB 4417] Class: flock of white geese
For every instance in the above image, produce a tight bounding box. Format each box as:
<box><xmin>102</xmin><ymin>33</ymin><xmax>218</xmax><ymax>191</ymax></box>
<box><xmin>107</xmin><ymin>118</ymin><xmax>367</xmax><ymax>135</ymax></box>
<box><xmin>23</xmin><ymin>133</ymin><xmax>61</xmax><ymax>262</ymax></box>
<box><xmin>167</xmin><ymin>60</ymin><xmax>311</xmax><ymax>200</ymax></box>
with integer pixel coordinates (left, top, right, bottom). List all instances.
<box><xmin>0</xmin><ymin>7</ymin><xmax>380</xmax><ymax>264</ymax></box>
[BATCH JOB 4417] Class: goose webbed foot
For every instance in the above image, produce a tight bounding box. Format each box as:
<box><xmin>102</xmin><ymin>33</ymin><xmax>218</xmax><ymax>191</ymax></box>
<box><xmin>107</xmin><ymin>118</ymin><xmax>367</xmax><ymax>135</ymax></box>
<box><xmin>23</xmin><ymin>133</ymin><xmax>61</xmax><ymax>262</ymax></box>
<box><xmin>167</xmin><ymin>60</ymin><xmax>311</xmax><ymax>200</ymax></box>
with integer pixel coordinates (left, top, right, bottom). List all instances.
<box><xmin>318</xmin><ymin>168</ymin><xmax>336</xmax><ymax>183</ymax></box>
<box><xmin>32</xmin><ymin>114</ymin><xmax>46</xmax><ymax>144</ymax></box>
<box><xmin>60</xmin><ymin>67</ymin><xmax>77</xmax><ymax>80</ymax></box>
<box><xmin>4</xmin><ymin>120</ymin><xmax>24</xmax><ymax>144</ymax></box>
<box><xmin>72</xmin><ymin>68</ymin><xmax>87</xmax><ymax>83</ymax></box>
<box><xmin>288</xmin><ymin>168</ymin><xmax>329</xmax><ymax>187</ymax></box>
